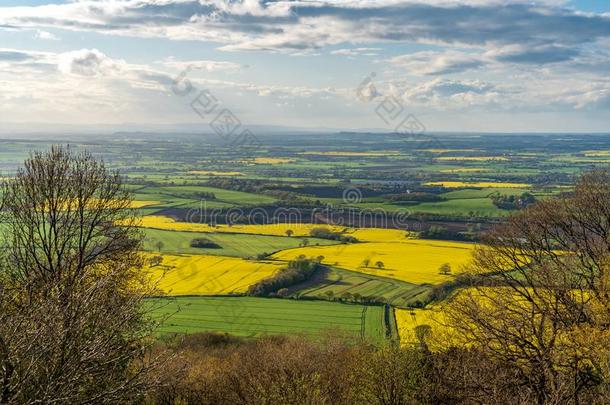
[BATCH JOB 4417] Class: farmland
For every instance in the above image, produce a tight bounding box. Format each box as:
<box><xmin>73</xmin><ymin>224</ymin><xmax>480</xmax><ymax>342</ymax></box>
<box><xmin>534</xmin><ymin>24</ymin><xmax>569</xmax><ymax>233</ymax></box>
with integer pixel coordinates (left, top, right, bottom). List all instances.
<box><xmin>395</xmin><ymin>308</ymin><xmax>448</xmax><ymax>348</ymax></box>
<box><xmin>2</xmin><ymin>133</ymin><xmax>609</xmax><ymax>344</ymax></box>
<box><xmin>147</xmin><ymin>254</ymin><xmax>283</xmax><ymax>295</ymax></box>
<box><xmin>137</xmin><ymin>215</ymin><xmax>346</xmax><ymax>237</ymax></box>
<box><xmin>142</xmin><ymin>228</ymin><xmax>337</xmax><ymax>258</ymax></box>
<box><xmin>271</xmin><ymin>239</ymin><xmax>475</xmax><ymax>285</ymax></box>
<box><xmin>294</xmin><ymin>267</ymin><xmax>431</xmax><ymax>308</ymax></box>
<box><xmin>149</xmin><ymin>296</ymin><xmax>388</xmax><ymax>341</ymax></box>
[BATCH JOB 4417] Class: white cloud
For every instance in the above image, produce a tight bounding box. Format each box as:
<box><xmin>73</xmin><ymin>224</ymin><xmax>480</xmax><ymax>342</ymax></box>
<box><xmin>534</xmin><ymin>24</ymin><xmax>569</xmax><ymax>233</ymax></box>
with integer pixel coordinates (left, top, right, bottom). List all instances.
<box><xmin>331</xmin><ymin>47</ymin><xmax>381</xmax><ymax>57</ymax></box>
<box><xmin>161</xmin><ymin>58</ymin><xmax>243</xmax><ymax>72</ymax></box>
<box><xmin>35</xmin><ymin>30</ymin><xmax>58</xmax><ymax>40</ymax></box>
<box><xmin>386</xmin><ymin>50</ymin><xmax>487</xmax><ymax>75</ymax></box>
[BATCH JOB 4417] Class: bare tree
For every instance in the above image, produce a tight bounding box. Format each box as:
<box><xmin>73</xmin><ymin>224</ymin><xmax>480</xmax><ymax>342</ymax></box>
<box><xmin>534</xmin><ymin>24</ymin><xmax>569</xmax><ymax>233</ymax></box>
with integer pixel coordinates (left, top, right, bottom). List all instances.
<box><xmin>0</xmin><ymin>146</ymin><xmax>159</xmax><ymax>404</ymax></box>
<box><xmin>445</xmin><ymin>170</ymin><xmax>610</xmax><ymax>404</ymax></box>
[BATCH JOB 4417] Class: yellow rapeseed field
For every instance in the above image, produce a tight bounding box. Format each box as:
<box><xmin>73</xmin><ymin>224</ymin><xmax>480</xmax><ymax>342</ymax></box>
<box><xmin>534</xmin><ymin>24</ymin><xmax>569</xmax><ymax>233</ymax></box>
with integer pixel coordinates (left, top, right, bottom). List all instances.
<box><xmin>347</xmin><ymin>228</ymin><xmax>414</xmax><ymax>243</ymax></box>
<box><xmin>271</xmin><ymin>239</ymin><xmax>474</xmax><ymax>285</ymax></box>
<box><xmin>252</xmin><ymin>157</ymin><xmax>295</xmax><ymax>164</ymax></box>
<box><xmin>130</xmin><ymin>200</ymin><xmax>162</xmax><ymax>208</ymax></box>
<box><xmin>425</xmin><ymin>181</ymin><xmax>530</xmax><ymax>188</ymax></box>
<box><xmin>136</xmin><ymin>215</ymin><xmax>346</xmax><ymax>237</ymax></box>
<box><xmin>395</xmin><ymin>308</ymin><xmax>450</xmax><ymax>348</ymax></box>
<box><xmin>147</xmin><ymin>253</ymin><xmax>283</xmax><ymax>295</ymax></box>
<box><xmin>136</xmin><ymin>216</ymin><xmax>418</xmax><ymax>242</ymax></box>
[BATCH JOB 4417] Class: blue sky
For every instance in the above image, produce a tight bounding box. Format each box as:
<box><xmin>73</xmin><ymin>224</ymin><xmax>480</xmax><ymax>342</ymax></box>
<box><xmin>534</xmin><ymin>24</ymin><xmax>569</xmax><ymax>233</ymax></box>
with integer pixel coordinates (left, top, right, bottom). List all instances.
<box><xmin>1</xmin><ymin>0</ymin><xmax>610</xmax><ymax>133</ymax></box>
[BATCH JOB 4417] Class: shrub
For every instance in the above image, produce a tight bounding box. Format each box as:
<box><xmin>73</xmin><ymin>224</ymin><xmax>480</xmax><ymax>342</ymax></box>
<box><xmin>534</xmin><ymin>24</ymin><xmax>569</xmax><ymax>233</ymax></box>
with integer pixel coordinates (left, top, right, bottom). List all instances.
<box><xmin>190</xmin><ymin>237</ymin><xmax>222</xmax><ymax>249</ymax></box>
<box><xmin>309</xmin><ymin>227</ymin><xmax>359</xmax><ymax>243</ymax></box>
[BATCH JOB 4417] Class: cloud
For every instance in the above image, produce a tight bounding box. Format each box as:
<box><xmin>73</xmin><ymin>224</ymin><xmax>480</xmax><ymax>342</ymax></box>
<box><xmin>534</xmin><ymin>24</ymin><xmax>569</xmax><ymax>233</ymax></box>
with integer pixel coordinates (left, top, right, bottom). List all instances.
<box><xmin>57</xmin><ymin>48</ymin><xmax>122</xmax><ymax>76</ymax></box>
<box><xmin>162</xmin><ymin>58</ymin><xmax>243</xmax><ymax>72</ymax></box>
<box><xmin>35</xmin><ymin>29</ymin><xmax>58</xmax><ymax>40</ymax></box>
<box><xmin>490</xmin><ymin>44</ymin><xmax>579</xmax><ymax>64</ymax></box>
<box><xmin>331</xmin><ymin>47</ymin><xmax>381</xmax><ymax>57</ymax></box>
<box><xmin>1</xmin><ymin>1</ymin><xmax>609</xmax><ymax>55</ymax></box>
<box><xmin>386</xmin><ymin>43</ymin><xmax>586</xmax><ymax>77</ymax></box>
<box><xmin>401</xmin><ymin>78</ymin><xmax>501</xmax><ymax>107</ymax></box>
<box><xmin>0</xmin><ymin>49</ymin><xmax>38</xmax><ymax>62</ymax></box>
<box><xmin>386</xmin><ymin>50</ymin><xmax>487</xmax><ymax>75</ymax></box>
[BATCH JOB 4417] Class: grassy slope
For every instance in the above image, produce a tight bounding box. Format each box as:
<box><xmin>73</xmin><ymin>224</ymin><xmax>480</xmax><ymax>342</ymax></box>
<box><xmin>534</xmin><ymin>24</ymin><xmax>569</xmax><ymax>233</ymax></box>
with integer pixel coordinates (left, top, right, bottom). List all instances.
<box><xmin>295</xmin><ymin>267</ymin><xmax>431</xmax><ymax>308</ymax></box>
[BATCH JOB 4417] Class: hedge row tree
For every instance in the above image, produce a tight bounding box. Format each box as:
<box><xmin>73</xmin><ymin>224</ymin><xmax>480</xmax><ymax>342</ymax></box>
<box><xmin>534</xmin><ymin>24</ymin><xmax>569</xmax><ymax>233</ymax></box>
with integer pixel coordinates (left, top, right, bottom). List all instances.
<box><xmin>0</xmin><ymin>146</ymin><xmax>159</xmax><ymax>404</ymax></box>
<box><xmin>247</xmin><ymin>256</ymin><xmax>321</xmax><ymax>296</ymax></box>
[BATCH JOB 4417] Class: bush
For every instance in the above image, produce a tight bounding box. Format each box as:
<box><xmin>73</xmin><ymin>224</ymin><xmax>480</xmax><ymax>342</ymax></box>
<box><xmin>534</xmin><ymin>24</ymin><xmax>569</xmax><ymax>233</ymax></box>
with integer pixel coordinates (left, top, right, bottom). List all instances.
<box><xmin>419</xmin><ymin>225</ymin><xmax>476</xmax><ymax>242</ymax></box>
<box><xmin>190</xmin><ymin>237</ymin><xmax>222</xmax><ymax>249</ymax></box>
<box><xmin>309</xmin><ymin>227</ymin><xmax>359</xmax><ymax>243</ymax></box>
<box><xmin>491</xmin><ymin>192</ymin><xmax>536</xmax><ymax>210</ymax></box>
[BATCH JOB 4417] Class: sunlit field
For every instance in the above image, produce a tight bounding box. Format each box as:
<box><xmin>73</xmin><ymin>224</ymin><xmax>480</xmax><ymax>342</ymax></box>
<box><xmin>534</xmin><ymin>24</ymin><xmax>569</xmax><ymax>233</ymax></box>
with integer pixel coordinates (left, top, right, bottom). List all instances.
<box><xmin>146</xmin><ymin>253</ymin><xmax>283</xmax><ymax>295</ymax></box>
<box><xmin>271</xmin><ymin>239</ymin><xmax>474</xmax><ymax>285</ymax></box>
<box><xmin>395</xmin><ymin>308</ymin><xmax>448</xmax><ymax>348</ymax></box>
<box><xmin>136</xmin><ymin>215</ymin><xmax>346</xmax><ymax>237</ymax></box>
<box><xmin>150</xmin><ymin>296</ymin><xmax>388</xmax><ymax>340</ymax></box>
<box><xmin>347</xmin><ymin>228</ymin><xmax>413</xmax><ymax>243</ymax></box>
<box><xmin>249</xmin><ymin>157</ymin><xmax>295</xmax><ymax>164</ymax></box>
<box><xmin>141</xmin><ymin>227</ymin><xmax>338</xmax><ymax>258</ymax></box>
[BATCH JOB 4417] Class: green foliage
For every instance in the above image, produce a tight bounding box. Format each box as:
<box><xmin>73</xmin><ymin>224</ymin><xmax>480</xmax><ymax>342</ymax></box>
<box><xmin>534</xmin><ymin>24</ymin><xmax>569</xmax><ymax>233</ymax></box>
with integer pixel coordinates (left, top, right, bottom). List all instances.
<box><xmin>438</xmin><ymin>263</ymin><xmax>452</xmax><ymax>275</ymax></box>
<box><xmin>247</xmin><ymin>256</ymin><xmax>322</xmax><ymax>296</ymax></box>
<box><xmin>491</xmin><ymin>192</ymin><xmax>537</xmax><ymax>210</ymax></box>
<box><xmin>189</xmin><ymin>237</ymin><xmax>222</xmax><ymax>249</ymax></box>
<box><xmin>419</xmin><ymin>225</ymin><xmax>476</xmax><ymax>242</ymax></box>
<box><xmin>309</xmin><ymin>227</ymin><xmax>359</xmax><ymax>243</ymax></box>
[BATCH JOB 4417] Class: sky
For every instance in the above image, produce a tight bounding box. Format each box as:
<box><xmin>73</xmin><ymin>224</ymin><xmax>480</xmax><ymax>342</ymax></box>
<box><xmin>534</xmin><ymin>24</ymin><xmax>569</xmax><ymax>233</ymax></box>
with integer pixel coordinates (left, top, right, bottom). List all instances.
<box><xmin>1</xmin><ymin>0</ymin><xmax>610</xmax><ymax>134</ymax></box>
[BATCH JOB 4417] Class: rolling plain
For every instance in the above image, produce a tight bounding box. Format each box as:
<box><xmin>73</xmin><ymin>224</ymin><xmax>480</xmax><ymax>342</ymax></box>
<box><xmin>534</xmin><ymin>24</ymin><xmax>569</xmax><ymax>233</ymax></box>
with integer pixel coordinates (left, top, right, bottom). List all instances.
<box><xmin>2</xmin><ymin>132</ymin><xmax>607</xmax><ymax>344</ymax></box>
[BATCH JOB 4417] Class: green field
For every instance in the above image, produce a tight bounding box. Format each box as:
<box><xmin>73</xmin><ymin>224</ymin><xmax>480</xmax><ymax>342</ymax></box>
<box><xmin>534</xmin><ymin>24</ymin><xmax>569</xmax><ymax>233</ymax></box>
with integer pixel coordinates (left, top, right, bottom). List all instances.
<box><xmin>131</xmin><ymin>184</ymin><xmax>277</xmax><ymax>212</ymax></box>
<box><xmin>150</xmin><ymin>296</ymin><xmax>388</xmax><ymax>341</ymax></box>
<box><xmin>154</xmin><ymin>185</ymin><xmax>275</xmax><ymax>205</ymax></box>
<box><xmin>295</xmin><ymin>267</ymin><xmax>431</xmax><ymax>308</ymax></box>
<box><xmin>142</xmin><ymin>228</ymin><xmax>338</xmax><ymax>258</ymax></box>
